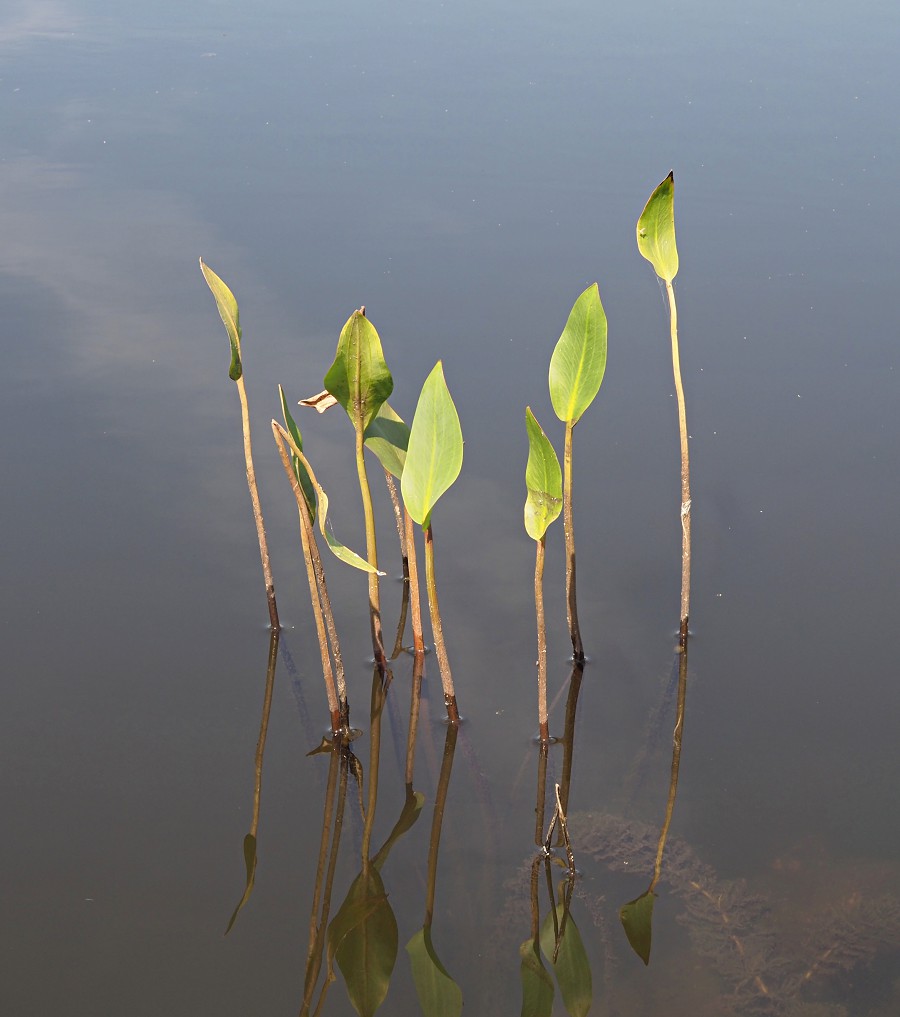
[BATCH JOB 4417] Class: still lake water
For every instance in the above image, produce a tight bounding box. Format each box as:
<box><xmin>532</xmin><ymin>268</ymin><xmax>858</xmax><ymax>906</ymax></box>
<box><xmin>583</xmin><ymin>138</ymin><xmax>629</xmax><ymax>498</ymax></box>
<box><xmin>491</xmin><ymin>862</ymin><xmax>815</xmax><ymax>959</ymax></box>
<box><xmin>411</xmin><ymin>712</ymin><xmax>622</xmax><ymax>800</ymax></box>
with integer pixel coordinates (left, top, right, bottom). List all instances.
<box><xmin>2</xmin><ymin>1</ymin><xmax>899</xmax><ymax>1014</ymax></box>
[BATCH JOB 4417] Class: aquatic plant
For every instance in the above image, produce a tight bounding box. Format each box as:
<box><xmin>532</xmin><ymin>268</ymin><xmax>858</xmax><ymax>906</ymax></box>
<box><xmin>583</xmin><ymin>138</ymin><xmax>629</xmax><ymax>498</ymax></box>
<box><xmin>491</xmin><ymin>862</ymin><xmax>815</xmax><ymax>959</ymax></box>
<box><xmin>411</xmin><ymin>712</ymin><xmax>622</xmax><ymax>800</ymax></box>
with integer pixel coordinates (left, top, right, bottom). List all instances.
<box><xmin>548</xmin><ymin>283</ymin><xmax>608</xmax><ymax>663</ymax></box>
<box><xmin>199</xmin><ymin>259</ymin><xmax>280</xmax><ymax>630</ymax></box>
<box><xmin>637</xmin><ymin>172</ymin><xmax>691</xmax><ymax>644</ymax></box>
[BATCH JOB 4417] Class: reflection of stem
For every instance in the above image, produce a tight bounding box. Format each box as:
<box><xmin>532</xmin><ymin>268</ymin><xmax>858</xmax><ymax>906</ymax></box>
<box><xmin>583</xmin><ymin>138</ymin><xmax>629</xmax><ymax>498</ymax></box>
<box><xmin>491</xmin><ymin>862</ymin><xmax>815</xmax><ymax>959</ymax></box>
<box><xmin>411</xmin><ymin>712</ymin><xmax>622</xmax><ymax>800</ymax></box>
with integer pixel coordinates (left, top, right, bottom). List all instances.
<box><xmin>563</xmin><ymin>420</ymin><xmax>584</xmax><ymax>663</ymax></box>
<box><xmin>356</xmin><ymin>427</ymin><xmax>387</xmax><ymax>670</ymax></box>
<box><xmin>649</xmin><ymin>637</ymin><xmax>688</xmax><ymax>894</ymax></box>
<box><xmin>302</xmin><ymin>742</ymin><xmax>350</xmax><ymax>1015</ymax></box>
<box><xmin>251</xmin><ymin>628</ymin><xmax>280</xmax><ymax>839</ymax></box>
<box><xmin>384</xmin><ymin>471</ymin><xmax>410</xmax><ymax>659</ymax></box>
<box><xmin>405</xmin><ymin>511</ymin><xmax>425</xmax><ymax>654</ymax></box>
<box><xmin>557</xmin><ymin>661</ymin><xmax>585</xmax><ymax>826</ymax></box>
<box><xmin>272</xmin><ymin>424</ymin><xmax>341</xmax><ymax>731</ymax></box>
<box><xmin>405</xmin><ymin>650</ymin><xmax>425</xmax><ymax>786</ymax></box>
<box><xmin>424</xmin><ymin>722</ymin><xmax>459</xmax><ymax>926</ymax></box>
<box><xmin>424</xmin><ymin>524</ymin><xmax>459</xmax><ymax>725</ymax></box>
<box><xmin>665</xmin><ymin>280</ymin><xmax>691</xmax><ymax>641</ymax></box>
<box><xmin>361</xmin><ymin>667</ymin><xmax>388</xmax><ymax>865</ymax></box>
<box><xmin>236</xmin><ymin>374</ymin><xmax>280</xmax><ymax>630</ymax></box>
<box><xmin>535</xmin><ymin>537</ymin><xmax>549</xmax><ymax>742</ymax></box>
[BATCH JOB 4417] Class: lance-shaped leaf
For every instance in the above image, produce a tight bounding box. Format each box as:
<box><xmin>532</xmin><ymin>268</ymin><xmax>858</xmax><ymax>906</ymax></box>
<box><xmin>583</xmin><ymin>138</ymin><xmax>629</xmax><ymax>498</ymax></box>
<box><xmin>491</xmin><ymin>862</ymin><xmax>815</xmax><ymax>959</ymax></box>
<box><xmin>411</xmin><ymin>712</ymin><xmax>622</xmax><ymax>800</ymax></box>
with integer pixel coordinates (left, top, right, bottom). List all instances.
<box><xmin>329</xmin><ymin>867</ymin><xmax>398</xmax><ymax>1017</ymax></box>
<box><xmin>539</xmin><ymin>905</ymin><xmax>592</xmax><ymax>1017</ymax></box>
<box><xmin>619</xmin><ymin>889</ymin><xmax>656</xmax><ymax>965</ymax></box>
<box><xmin>324</xmin><ymin>309</ymin><xmax>394</xmax><ymax>433</ymax></box>
<box><xmin>224</xmin><ymin>833</ymin><xmax>256</xmax><ymax>935</ymax></box>
<box><xmin>364</xmin><ymin>403</ymin><xmax>410</xmax><ymax>479</ymax></box>
<box><xmin>401</xmin><ymin>362</ymin><xmax>463</xmax><ymax>529</ymax></box>
<box><xmin>637</xmin><ymin>172</ymin><xmax>678</xmax><ymax>283</ymax></box>
<box><xmin>519</xmin><ymin>938</ymin><xmax>555</xmax><ymax>1017</ymax></box>
<box><xmin>524</xmin><ymin>408</ymin><xmax>562</xmax><ymax>541</ymax></box>
<box><xmin>278</xmin><ymin>386</ymin><xmax>316</xmax><ymax>523</ymax></box>
<box><xmin>274</xmin><ymin>422</ymin><xmax>384</xmax><ymax>575</ymax></box>
<box><xmin>406</xmin><ymin>927</ymin><xmax>463</xmax><ymax>1017</ymax></box>
<box><xmin>549</xmin><ymin>284</ymin><xmax>608</xmax><ymax>425</ymax></box>
<box><xmin>199</xmin><ymin>259</ymin><xmax>243</xmax><ymax>381</ymax></box>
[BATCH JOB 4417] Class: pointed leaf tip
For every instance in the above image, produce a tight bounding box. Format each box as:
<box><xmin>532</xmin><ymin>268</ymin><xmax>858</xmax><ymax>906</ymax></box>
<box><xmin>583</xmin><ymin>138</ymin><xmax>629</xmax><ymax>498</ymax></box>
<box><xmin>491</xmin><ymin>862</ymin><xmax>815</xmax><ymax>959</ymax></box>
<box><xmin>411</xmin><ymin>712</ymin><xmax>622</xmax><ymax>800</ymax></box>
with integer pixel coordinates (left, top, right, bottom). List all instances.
<box><xmin>199</xmin><ymin>259</ymin><xmax>243</xmax><ymax>381</ymax></box>
<box><xmin>548</xmin><ymin>284</ymin><xmax>608</xmax><ymax>424</ymax></box>
<box><xmin>637</xmin><ymin>173</ymin><xmax>678</xmax><ymax>283</ymax></box>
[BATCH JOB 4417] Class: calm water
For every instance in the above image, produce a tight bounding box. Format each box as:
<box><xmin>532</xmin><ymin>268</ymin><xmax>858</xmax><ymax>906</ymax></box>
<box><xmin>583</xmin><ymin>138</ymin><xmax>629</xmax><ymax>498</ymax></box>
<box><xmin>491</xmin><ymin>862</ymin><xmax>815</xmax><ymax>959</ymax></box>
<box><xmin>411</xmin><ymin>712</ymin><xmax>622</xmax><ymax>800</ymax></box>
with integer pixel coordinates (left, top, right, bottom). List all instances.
<box><xmin>3</xmin><ymin>1</ymin><xmax>900</xmax><ymax>1014</ymax></box>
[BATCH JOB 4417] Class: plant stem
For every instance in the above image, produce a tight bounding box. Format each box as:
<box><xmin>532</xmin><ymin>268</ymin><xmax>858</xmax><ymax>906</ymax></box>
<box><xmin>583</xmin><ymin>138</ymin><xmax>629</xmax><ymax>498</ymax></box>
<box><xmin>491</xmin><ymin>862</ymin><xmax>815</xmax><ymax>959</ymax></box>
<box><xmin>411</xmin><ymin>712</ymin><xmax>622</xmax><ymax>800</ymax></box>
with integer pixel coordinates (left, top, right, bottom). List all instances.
<box><xmin>535</xmin><ymin>537</ymin><xmax>549</xmax><ymax>743</ymax></box>
<box><xmin>424</xmin><ymin>722</ymin><xmax>458</xmax><ymax>926</ymax></box>
<box><xmin>563</xmin><ymin>420</ymin><xmax>584</xmax><ymax>663</ymax></box>
<box><xmin>384</xmin><ymin>470</ymin><xmax>410</xmax><ymax>658</ymax></box>
<box><xmin>271</xmin><ymin>424</ymin><xmax>341</xmax><ymax>731</ymax></box>
<box><xmin>361</xmin><ymin>667</ymin><xmax>388</xmax><ymax>865</ymax></box>
<box><xmin>665</xmin><ymin>279</ymin><xmax>691</xmax><ymax>641</ymax></box>
<box><xmin>355</xmin><ymin>427</ymin><xmax>387</xmax><ymax>670</ymax></box>
<box><xmin>405</xmin><ymin>648</ymin><xmax>425</xmax><ymax>786</ymax></box>
<box><xmin>405</xmin><ymin>510</ymin><xmax>425</xmax><ymax>654</ymax></box>
<box><xmin>235</xmin><ymin>374</ymin><xmax>280</xmax><ymax>630</ymax></box>
<box><xmin>424</xmin><ymin>524</ymin><xmax>459</xmax><ymax>725</ymax></box>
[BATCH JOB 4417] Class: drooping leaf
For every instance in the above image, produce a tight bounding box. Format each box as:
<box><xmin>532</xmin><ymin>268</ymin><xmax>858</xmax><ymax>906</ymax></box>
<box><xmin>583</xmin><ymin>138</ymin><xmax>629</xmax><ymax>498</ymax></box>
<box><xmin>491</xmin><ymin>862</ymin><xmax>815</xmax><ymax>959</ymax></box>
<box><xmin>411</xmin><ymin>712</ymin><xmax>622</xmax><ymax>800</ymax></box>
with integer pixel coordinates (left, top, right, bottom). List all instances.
<box><xmin>524</xmin><ymin>407</ymin><xmax>562</xmax><ymax>541</ymax></box>
<box><xmin>406</xmin><ymin>927</ymin><xmax>463</xmax><ymax>1017</ymax></box>
<box><xmin>199</xmin><ymin>259</ymin><xmax>243</xmax><ymax>381</ymax></box>
<box><xmin>401</xmin><ymin>362</ymin><xmax>464</xmax><ymax>529</ymax></box>
<box><xmin>364</xmin><ymin>403</ymin><xmax>410</xmax><ymax>479</ymax></box>
<box><xmin>324</xmin><ymin>310</ymin><xmax>394</xmax><ymax>433</ymax></box>
<box><xmin>619</xmin><ymin>889</ymin><xmax>656</xmax><ymax>965</ymax></box>
<box><xmin>539</xmin><ymin>905</ymin><xmax>593</xmax><ymax>1017</ymax></box>
<box><xmin>637</xmin><ymin>172</ymin><xmax>679</xmax><ymax>283</ymax></box>
<box><xmin>224</xmin><ymin>833</ymin><xmax>257</xmax><ymax>935</ymax></box>
<box><xmin>274</xmin><ymin>422</ymin><xmax>384</xmax><ymax>575</ymax></box>
<box><xmin>278</xmin><ymin>386</ymin><xmax>316</xmax><ymax>522</ymax></box>
<box><xmin>519</xmin><ymin>937</ymin><xmax>555</xmax><ymax>1017</ymax></box>
<box><xmin>329</xmin><ymin>867</ymin><xmax>398</xmax><ymax>1017</ymax></box>
<box><xmin>372</xmin><ymin>788</ymin><xmax>424</xmax><ymax>872</ymax></box>
<box><xmin>548</xmin><ymin>284</ymin><xmax>608</xmax><ymax>425</ymax></box>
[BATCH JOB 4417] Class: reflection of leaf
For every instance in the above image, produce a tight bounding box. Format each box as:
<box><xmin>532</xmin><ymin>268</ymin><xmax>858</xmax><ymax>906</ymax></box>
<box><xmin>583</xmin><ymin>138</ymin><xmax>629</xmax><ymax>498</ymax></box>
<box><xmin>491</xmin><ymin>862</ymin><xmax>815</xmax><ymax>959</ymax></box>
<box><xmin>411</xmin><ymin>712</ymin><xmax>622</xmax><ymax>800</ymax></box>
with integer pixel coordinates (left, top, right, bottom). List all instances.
<box><xmin>519</xmin><ymin>937</ymin><xmax>555</xmax><ymax>1017</ymax></box>
<box><xmin>401</xmin><ymin>362</ymin><xmax>464</xmax><ymax>528</ymax></box>
<box><xmin>637</xmin><ymin>172</ymin><xmax>679</xmax><ymax>283</ymax></box>
<box><xmin>372</xmin><ymin>789</ymin><xmax>424</xmax><ymax>872</ymax></box>
<box><xmin>329</xmin><ymin>868</ymin><xmax>398</xmax><ymax>1017</ymax></box>
<box><xmin>224</xmin><ymin>833</ymin><xmax>257</xmax><ymax>935</ymax></box>
<box><xmin>325</xmin><ymin>310</ymin><xmax>394</xmax><ymax>433</ymax></box>
<box><xmin>548</xmin><ymin>284</ymin><xmax>607</xmax><ymax>426</ymax></box>
<box><xmin>364</xmin><ymin>403</ymin><xmax>409</xmax><ymax>479</ymax></box>
<box><xmin>199</xmin><ymin>259</ymin><xmax>243</xmax><ymax>381</ymax></box>
<box><xmin>406</xmin><ymin>926</ymin><xmax>463</xmax><ymax>1017</ymax></box>
<box><xmin>619</xmin><ymin>889</ymin><xmax>656</xmax><ymax>965</ymax></box>
<box><xmin>539</xmin><ymin>905</ymin><xmax>592</xmax><ymax>1017</ymax></box>
<box><xmin>524</xmin><ymin>407</ymin><xmax>562</xmax><ymax>541</ymax></box>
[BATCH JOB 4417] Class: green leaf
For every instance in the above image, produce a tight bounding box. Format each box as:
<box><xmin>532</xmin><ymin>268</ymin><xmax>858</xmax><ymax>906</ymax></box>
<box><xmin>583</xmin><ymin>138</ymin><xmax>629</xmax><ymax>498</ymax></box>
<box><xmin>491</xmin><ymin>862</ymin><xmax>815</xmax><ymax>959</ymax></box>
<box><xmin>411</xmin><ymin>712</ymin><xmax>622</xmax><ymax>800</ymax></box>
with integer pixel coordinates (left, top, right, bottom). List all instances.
<box><xmin>278</xmin><ymin>386</ymin><xmax>316</xmax><ymax>523</ymax></box>
<box><xmin>519</xmin><ymin>938</ymin><xmax>555</xmax><ymax>1017</ymax></box>
<box><xmin>548</xmin><ymin>284</ymin><xmax>608</xmax><ymax>425</ymax></box>
<box><xmin>637</xmin><ymin>171</ymin><xmax>679</xmax><ymax>283</ymax></box>
<box><xmin>199</xmin><ymin>259</ymin><xmax>243</xmax><ymax>381</ymax></box>
<box><xmin>224</xmin><ymin>833</ymin><xmax>257</xmax><ymax>935</ymax></box>
<box><xmin>619</xmin><ymin>889</ymin><xmax>656</xmax><ymax>965</ymax></box>
<box><xmin>275</xmin><ymin>423</ymin><xmax>383</xmax><ymax>575</ymax></box>
<box><xmin>372</xmin><ymin>788</ymin><xmax>424</xmax><ymax>872</ymax></box>
<box><xmin>539</xmin><ymin>905</ymin><xmax>593</xmax><ymax>1017</ymax></box>
<box><xmin>330</xmin><ymin>868</ymin><xmax>398</xmax><ymax>1017</ymax></box>
<box><xmin>324</xmin><ymin>310</ymin><xmax>394</xmax><ymax>434</ymax></box>
<box><xmin>524</xmin><ymin>407</ymin><xmax>562</xmax><ymax>541</ymax></box>
<box><xmin>364</xmin><ymin>403</ymin><xmax>410</xmax><ymax>479</ymax></box>
<box><xmin>401</xmin><ymin>362</ymin><xmax>464</xmax><ymax>529</ymax></box>
<box><xmin>406</xmin><ymin>927</ymin><xmax>463</xmax><ymax>1017</ymax></box>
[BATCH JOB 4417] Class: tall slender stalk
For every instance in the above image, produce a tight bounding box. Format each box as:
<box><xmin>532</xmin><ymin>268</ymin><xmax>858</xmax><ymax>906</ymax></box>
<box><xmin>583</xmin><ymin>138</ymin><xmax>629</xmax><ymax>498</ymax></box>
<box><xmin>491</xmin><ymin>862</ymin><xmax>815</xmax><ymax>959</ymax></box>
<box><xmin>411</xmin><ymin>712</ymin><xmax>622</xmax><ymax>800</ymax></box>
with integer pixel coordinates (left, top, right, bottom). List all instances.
<box><xmin>562</xmin><ymin>421</ymin><xmax>583</xmax><ymax>662</ymax></box>
<box><xmin>355</xmin><ymin>426</ymin><xmax>387</xmax><ymax>670</ymax></box>
<box><xmin>535</xmin><ymin>537</ymin><xmax>550</xmax><ymax>743</ymax></box>
<box><xmin>405</xmin><ymin>510</ymin><xmax>425</xmax><ymax>654</ymax></box>
<box><xmin>666</xmin><ymin>279</ymin><xmax>691</xmax><ymax>644</ymax></box>
<box><xmin>424</xmin><ymin>524</ymin><xmax>459</xmax><ymax>725</ymax></box>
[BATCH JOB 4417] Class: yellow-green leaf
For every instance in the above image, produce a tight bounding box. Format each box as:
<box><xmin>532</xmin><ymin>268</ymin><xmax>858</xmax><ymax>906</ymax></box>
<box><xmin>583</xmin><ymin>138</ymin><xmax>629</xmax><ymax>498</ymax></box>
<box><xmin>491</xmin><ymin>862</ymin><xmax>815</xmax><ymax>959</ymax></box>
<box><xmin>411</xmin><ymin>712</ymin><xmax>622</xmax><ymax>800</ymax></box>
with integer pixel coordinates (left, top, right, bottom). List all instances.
<box><xmin>548</xmin><ymin>284</ymin><xmax>608</xmax><ymax>425</ymax></box>
<box><xmin>406</xmin><ymin>927</ymin><xmax>463</xmax><ymax>1017</ymax></box>
<box><xmin>364</xmin><ymin>403</ymin><xmax>409</xmax><ymax>479</ymax></box>
<box><xmin>637</xmin><ymin>172</ymin><xmax>679</xmax><ymax>283</ymax></box>
<box><xmin>278</xmin><ymin>386</ymin><xmax>316</xmax><ymax>523</ymax></box>
<box><xmin>619</xmin><ymin>889</ymin><xmax>656</xmax><ymax>965</ymax></box>
<box><xmin>524</xmin><ymin>408</ymin><xmax>562</xmax><ymax>541</ymax></box>
<box><xmin>324</xmin><ymin>310</ymin><xmax>394</xmax><ymax>434</ymax></box>
<box><xmin>199</xmin><ymin>258</ymin><xmax>243</xmax><ymax>381</ymax></box>
<box><xmin>539</xmin><ymin>905</ymin><xmax>592</xmax><ymax>1017</ymax></box>
<box><xmin>519</xmin><ymin>937</ymin><xmax>555</xmax><ymax>1017</ymax></box>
